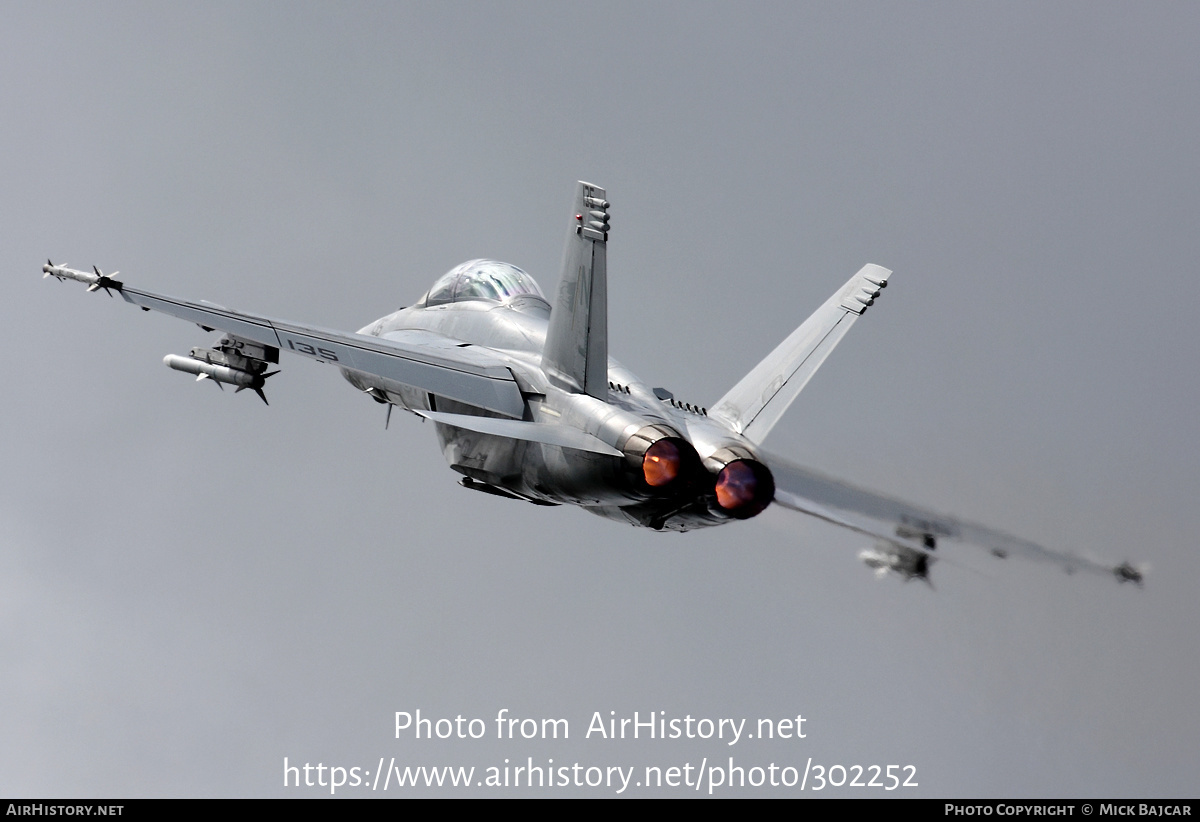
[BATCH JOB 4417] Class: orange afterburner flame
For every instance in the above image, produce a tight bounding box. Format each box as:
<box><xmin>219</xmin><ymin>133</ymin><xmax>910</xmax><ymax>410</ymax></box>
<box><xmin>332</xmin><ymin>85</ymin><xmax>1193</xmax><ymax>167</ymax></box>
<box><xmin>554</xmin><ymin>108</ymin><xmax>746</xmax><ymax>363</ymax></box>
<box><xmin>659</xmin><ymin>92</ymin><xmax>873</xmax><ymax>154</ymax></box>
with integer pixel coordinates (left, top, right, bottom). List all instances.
<box><xmin>642</xmin><ymin>439</ymin><xmax>682</xmax><ymax>487</ymax></box>
<box><xmin>714</xmin><ymin>459</ymin><xmax>775</xmax><ymax>519</ymax></box>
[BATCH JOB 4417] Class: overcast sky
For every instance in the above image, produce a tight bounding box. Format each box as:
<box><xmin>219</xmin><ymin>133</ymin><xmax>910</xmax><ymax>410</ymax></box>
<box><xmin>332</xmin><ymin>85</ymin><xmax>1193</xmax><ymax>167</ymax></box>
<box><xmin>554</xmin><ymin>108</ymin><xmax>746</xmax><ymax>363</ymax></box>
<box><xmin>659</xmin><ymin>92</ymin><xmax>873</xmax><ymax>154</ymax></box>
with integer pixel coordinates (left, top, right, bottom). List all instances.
<box><xmin>3</xmin><ymin>2</ymin><xmax>1198</xmax><ymax>797</ymax></box>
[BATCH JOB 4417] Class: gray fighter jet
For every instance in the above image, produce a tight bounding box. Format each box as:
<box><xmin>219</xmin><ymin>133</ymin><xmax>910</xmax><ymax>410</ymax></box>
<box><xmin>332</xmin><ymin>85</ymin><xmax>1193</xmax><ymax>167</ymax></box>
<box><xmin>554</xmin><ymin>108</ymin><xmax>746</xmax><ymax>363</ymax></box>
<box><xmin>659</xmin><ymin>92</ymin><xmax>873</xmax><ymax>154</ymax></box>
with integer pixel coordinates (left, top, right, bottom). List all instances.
<box><xmin>42</xmin><ymin>181</ymin><xmax>1141</xmax><ymax>586</ymax></box>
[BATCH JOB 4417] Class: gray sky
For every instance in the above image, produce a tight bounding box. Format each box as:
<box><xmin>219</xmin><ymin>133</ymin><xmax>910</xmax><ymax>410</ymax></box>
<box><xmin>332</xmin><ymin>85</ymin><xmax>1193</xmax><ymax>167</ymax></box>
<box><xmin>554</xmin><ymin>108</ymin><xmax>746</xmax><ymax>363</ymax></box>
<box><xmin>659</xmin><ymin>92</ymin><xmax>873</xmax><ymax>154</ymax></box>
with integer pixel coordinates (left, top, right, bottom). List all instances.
<box><xmin>3</xmin><ymin>2</ymin><xmax>1198</xmax><ymax>797</ymax></box>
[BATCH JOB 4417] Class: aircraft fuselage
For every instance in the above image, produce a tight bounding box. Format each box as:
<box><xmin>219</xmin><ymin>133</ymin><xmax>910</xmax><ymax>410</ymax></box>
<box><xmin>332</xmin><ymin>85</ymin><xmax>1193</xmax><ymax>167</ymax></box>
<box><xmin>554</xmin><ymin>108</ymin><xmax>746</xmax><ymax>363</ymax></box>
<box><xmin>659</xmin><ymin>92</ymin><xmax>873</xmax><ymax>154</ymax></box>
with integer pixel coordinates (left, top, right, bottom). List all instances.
<box><xmin>344</xmin><ymin>293</ymin><xmax>768</xmax><ymax>531</ymax></box>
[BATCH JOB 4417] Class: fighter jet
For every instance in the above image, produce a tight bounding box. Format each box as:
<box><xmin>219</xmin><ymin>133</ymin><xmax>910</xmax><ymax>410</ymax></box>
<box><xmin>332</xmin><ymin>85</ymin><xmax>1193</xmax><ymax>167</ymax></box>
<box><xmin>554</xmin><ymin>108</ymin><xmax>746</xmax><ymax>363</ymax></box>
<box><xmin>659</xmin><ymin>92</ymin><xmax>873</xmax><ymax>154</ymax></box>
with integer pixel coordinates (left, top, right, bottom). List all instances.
<box><xmin>42</xmin><ymin>181</ymin><xmax>1142</xmax><ymax>586</ymax></box>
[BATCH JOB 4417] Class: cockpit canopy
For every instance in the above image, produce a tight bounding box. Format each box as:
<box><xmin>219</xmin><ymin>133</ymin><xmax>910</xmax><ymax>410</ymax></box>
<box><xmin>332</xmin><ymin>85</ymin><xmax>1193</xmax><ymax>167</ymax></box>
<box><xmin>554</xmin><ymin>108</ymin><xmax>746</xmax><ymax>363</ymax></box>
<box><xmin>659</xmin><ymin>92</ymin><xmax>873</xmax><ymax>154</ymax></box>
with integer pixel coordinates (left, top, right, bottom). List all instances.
<box><xmin>421</xmin><ymin>259</ymin><xmax>547</xmax><ymax>307</ymax></box>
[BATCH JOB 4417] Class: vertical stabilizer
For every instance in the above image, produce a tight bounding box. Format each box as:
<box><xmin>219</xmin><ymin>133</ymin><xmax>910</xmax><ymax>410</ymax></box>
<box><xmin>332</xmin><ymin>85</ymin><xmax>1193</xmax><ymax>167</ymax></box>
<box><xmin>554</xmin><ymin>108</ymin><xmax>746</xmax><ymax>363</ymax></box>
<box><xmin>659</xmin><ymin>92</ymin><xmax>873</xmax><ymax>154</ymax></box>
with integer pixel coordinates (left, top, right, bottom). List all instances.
<box><xmin>542</xmin><ymin>182</ymin><xmax>610</xmax><ymax>398</ymax></box>
<box><xmin>710</xmin><ymin>264</ymin><xmax>892</xmax><ymax>444</ymax></box>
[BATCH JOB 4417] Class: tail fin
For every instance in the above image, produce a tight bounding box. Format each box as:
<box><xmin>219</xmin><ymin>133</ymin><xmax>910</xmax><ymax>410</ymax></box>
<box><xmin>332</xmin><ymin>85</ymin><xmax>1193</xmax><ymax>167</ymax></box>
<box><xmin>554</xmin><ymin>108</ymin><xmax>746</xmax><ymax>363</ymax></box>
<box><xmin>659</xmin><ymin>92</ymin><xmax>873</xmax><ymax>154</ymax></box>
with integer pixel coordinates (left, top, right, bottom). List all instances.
<box><xmin>542</xmin><ymin>182</ymin><xmax>610</xmax><ymax>399</ymax></box>
<box><xmin>710</xmin><ymin>264</ymin><xmax>892</xmax><ymax>444</ymax></box>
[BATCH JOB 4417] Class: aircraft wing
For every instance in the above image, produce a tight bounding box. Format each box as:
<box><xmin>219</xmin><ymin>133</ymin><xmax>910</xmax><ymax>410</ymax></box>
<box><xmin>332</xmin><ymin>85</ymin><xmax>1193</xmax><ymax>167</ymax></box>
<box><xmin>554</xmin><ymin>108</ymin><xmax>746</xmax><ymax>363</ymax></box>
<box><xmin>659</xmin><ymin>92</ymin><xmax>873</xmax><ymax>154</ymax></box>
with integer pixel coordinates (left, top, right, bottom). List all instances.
<box><xmin>43</xmin><ymin>263</ymin><xmax>526</xmax><ymax>418</ymax></box>
<box><xmin>764</xmin><ymin>451</ymin><xmax>1144</xmax><ymax>585</ymax></box>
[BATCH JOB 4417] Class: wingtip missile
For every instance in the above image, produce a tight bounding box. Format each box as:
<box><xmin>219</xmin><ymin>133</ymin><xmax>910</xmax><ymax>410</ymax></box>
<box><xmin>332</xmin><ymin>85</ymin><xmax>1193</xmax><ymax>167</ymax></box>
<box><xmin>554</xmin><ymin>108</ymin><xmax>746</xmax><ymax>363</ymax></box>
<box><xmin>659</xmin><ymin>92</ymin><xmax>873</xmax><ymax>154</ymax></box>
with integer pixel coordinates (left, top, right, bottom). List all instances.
<box><xmin>86</xmin><ymin>266</ymin><xmax>120</xmax><ymax>295</ymax></box>
<box><xmin>41</xmin><ymin>261</ymin><xmax>122</xmax><ymax>295</ymax></box>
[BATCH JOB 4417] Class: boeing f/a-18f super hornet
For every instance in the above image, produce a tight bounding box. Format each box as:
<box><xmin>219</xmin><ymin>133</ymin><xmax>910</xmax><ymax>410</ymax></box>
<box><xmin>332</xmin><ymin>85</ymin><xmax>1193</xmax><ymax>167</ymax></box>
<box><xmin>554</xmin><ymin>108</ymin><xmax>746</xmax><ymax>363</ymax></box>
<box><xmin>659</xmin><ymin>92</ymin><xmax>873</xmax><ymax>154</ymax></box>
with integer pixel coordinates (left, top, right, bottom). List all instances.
<box><xmin>43</xmin><ymin>182</ymin><xmax>1142</xmax><ymax>586</ymax></box>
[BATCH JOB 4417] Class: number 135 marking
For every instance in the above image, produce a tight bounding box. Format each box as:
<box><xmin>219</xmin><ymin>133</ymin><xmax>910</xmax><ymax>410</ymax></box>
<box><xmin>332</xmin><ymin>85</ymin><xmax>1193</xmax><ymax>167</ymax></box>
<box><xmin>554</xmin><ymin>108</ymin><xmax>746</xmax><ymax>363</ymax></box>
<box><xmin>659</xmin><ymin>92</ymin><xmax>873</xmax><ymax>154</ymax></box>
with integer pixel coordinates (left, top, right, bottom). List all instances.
<box><xmin>287</xmin><ymin>339</ymin><xmax>339</xmax><ymax>362</ymax></box>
